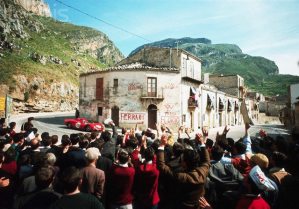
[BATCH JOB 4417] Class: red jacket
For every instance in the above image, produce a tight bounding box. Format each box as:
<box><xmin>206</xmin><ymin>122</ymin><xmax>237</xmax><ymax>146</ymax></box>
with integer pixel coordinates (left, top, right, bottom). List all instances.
<box><xmin>134</xmin><ymin>161</ymin><xmax>160</xmax><ymax>206</ymax></box>
<box><xmin>107</xmin><ymin>164</ymin><xmax>135</xmax><ymax>205</ymax></box>
<box><xmin>232</xmin><ymin>157</ymin><xmax>252</xmax><ymax>177</ymax></box>
<box><xmin>2</xmin><ymin>161</ymin><xmax>17</xmax><ymax>175</ymax></box>
<box><xmin>235</xmin><ymin>195</ymin><xmax>270</xmax><ymax>209</ymax></box>
<box><xmin>130</xmin><ymin>149</ymin><xmax>140</xmax><ymax>168</ymax></box>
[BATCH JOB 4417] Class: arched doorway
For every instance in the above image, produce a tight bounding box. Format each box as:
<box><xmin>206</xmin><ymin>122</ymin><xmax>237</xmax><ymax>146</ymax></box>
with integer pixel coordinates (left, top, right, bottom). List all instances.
<box><xmin>111</xmin><ymin>106</ymin><xmax>119</xmax><ymax>126</ymax></box>
<box><xmin>148</xmin><ymin>104</ymin><xmax>157</xmax><ymax>129</ymax></box>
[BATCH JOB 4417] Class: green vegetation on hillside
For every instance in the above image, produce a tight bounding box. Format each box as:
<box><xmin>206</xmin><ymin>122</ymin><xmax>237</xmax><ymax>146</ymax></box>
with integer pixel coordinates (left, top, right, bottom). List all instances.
<box><xmin>248</xmin><ymin>74</ymin><xmax>299</xmax><ymax>96</ymax></box>
<box><xmin>0</xmin><ymin>12</ymin><xmax>123</xmax><ymax>90</ymax></box>
<box><xmin>130</xmin><ymin>37</ymin><xmax>299</xmax><ymax>96</ymax></box>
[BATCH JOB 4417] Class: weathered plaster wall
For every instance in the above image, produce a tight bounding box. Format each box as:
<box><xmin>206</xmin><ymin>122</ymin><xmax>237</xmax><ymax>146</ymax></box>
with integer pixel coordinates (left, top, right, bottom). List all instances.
<box><xmin>80</xmin><ymin>70</ymin><xmax>183</xmax><ymax>129</ymax></box>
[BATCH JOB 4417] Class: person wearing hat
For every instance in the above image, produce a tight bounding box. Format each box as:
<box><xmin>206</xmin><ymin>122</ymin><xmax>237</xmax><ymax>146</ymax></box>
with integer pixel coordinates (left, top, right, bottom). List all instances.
<box><xmin>235</xmin><ymin>165</ymin><xmax>274</xmax><ymax>209</ymax></box>
<box><xmin>81</xmin><ymin>147</ymin><xmax>105</xmax><ymax>202</ymax></box>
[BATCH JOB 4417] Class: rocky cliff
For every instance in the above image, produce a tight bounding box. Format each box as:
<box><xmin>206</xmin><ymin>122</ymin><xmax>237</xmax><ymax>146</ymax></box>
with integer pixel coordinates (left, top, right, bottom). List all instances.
<box><xmin>0</xmin><ymin>0</ymin><xmax>124</xmax><ymax>113</ymax></box>
<box><xmin>15</xmin><ymin>0</ymin><xmax>51</xmax><ymax>17</ymax></box>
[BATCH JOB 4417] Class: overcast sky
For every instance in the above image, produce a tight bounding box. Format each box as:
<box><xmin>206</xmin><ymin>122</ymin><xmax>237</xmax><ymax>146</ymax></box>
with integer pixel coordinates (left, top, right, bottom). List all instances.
<box><xmin>46</xmin><ymin>0</ymin><xmax>299</xmax><ymax>76</ymax></box>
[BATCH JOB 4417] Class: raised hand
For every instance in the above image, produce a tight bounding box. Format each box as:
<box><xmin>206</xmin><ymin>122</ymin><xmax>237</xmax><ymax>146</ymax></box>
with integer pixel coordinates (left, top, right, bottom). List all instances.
<box><xmin>202</xmin><ymin>127</ymin><xmax>209</xmax><ymax>137</ymax></box>
<box><xmin>199</xmin><ymin>197</ymin><xmax>212</xmax><ymax>209</ymax></box>
<box><xmin>0</xmin><ymin>177</ymin><xmax>9</xmax><ymax>188</ymax></box>
<box><xmin>195</xmin><ymin>133</ymin><xmax>204</xmax><ymax>145</ymax></box>
<box><xmin>222</xmin><ymin>125</ymin><xmax>230</xmax><ymax>136</ymax></box>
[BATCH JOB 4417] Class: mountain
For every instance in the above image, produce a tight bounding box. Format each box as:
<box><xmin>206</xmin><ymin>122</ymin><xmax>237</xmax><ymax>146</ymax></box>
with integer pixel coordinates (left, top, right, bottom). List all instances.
<box><xmin>130</xmin><ymin>37</ymin><xmax>299</xmax><ymax>96</ymax></box>
<box><xmin>0</xmin><ymin>0</ymin><xmax>124</xmax><ymax>113</ymax></box>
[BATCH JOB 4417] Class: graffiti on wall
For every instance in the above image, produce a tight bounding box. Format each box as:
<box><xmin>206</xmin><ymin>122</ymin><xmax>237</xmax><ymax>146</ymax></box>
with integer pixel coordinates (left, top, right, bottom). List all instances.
<box><xmin>128</xmin><ymin>82</ymin><xmax>142</xmax><ymax>92</ymax></box>
<box><xmin>161</xmin><ymin>112</ymin><xmax>180</xmax><ymax>126</ymax></box>
<box><xmin>163</xmin><ymin>82</ymin><xmax>178</xmax><ymax>90</ymax></box>
<box><xmin>163</xmin><ymin>83</ymin><xmax>179</xmax><ymax>98</ymax></box>
<box><xmin>163</xmin><ymin>103</ymin><xmax>175</xmax><ymax>112</ymax></box>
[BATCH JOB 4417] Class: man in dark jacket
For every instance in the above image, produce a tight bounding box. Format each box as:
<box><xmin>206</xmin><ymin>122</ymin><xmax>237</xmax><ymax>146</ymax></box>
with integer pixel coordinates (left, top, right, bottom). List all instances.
<box><xmin>101</xmin><ymin>120</ymin><xmax>118</xmax><ymax>161</ymax></box>
<box><xmin>157</xmin><ymin>133</ymin><xmax>210</xmax><ymax>209</ymax></box>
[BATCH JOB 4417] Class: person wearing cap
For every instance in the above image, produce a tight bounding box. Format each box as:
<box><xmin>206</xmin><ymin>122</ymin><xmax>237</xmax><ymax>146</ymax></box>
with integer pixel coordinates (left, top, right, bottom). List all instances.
<box><xmin>81</xmin><ymin>147</ymin><xmax>105</xmax><ymax>202</ymax></box>
<box><xmin>235</xmin><ymin>165</ymin><xmax>274</xmax><ymax>209</ymax></box>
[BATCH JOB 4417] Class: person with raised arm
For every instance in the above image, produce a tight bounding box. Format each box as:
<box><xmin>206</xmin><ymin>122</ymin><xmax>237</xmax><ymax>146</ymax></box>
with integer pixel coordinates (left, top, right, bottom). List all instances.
<box><xmin>157</xmin><ymin>132</ymin><xmax>210</xmax><ymax>209</ymax></box>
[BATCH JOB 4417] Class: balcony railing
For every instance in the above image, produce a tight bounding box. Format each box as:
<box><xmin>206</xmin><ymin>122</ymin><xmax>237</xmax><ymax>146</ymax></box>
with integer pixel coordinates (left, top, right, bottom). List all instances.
<box><xmin>140</xmin><ymin>89</ymin><xmax>164</xmax><ymax>101</ymax></box>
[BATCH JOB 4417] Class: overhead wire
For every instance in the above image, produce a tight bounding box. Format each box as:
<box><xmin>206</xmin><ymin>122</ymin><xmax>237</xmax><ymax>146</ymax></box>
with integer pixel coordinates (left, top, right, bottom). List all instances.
<box><xmin>54</xmin><ymin>0</ymin><xmax>152</xmax><ymax>42</ymax></box>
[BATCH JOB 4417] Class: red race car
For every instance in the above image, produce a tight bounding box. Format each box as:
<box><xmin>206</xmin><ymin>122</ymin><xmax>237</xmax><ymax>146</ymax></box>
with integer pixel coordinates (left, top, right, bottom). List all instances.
<box><xmin>64</xmin><ymin>118</ymin><xmax>105</xmax><ymax>132</ymax></box>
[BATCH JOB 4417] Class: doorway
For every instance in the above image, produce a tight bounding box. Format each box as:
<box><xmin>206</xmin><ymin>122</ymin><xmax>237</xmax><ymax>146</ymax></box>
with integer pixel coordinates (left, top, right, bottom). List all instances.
<box><xmin>111</xmin><ymin>106</ymin><xmax>119</xmax><ymax>126</ymax></box>
<box><xmin>148</xmin><ymin>104</ymin><xmax>157</xmax><ymax>129</ymax></box>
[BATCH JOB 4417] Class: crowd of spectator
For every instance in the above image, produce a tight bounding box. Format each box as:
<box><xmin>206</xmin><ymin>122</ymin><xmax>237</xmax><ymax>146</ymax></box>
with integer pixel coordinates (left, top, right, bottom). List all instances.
<box><xmin>0</xmin><ymin>117</ymin><xmax>299</xmax><ymax>209</ymax></box>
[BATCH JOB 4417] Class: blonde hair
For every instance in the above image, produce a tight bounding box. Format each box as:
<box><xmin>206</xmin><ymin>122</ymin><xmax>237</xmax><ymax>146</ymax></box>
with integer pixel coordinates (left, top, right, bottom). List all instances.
<box><xmin>167</xmin><ymin>135</ymin><xmax>174</xmax><ymax>146</ymax></box>
<box><xmin>250</xmin><ymin>153</ymin><xmax>269</xmax><ymax>168</ymax></box>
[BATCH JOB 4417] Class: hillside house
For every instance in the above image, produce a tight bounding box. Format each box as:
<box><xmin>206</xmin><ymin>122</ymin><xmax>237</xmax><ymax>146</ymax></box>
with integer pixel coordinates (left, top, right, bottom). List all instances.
<box><xmin>79</xmin><ymin>47</ymin><xmax>202</xmax><ymax>130</ymax></box>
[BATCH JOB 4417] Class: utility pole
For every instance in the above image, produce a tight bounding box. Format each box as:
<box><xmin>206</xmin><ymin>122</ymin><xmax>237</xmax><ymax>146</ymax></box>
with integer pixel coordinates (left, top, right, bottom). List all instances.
<box><xmin>175</xmin><ymin>41</ymin><xmax>180</xmax><ymax>56</ymax></box>
<box><xmin>169</xmin><ymin>48</ymin><xmax>172</xmax><ymax>68</ymax></box>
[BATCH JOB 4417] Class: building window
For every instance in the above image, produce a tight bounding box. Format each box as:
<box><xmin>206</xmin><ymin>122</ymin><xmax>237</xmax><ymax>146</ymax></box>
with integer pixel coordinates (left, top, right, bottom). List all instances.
<box><xmin>96</xmin><ymin>78</ymin><xmax>103</xmax><ymax>100</ymax></box>
<box><xmin>147</xmin><ymin>77</ymin><xmax>157</xmax><ymax>97</ymax></box>
<box><xmin>113</xmin><ymin>79</ymin><xmax>118</xmax><ymax>88</ymax></box>
<box><xmin>97</xmin><ymin>107</ymin><xmax>103</xmax><ymax>116</ymax></box>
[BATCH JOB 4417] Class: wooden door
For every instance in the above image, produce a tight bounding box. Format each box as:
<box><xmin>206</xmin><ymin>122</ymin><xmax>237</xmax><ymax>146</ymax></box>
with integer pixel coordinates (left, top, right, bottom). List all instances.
<box><xmin>111</xmin><ymin>106</ymin><xmax>119</xmax><ymax>126</ymax></box>
<box><xmin>148</xmin><ymin>104</ymin><xmax>157</xmax><ymax>129</ymax></box>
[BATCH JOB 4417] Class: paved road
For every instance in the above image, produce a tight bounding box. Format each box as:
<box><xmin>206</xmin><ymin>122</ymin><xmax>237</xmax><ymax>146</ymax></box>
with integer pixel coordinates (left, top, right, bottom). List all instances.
<box><xmin>10</xmin><ymin>112</ymin><xmax>290</xmax><ymax>141</ymax></box>
<box><xmin>204</xmin><ymin>124</ymin><xmax>290</xmax><ymax>142</ymax></box>
<box><xmin>11</xmin><ymin>112</ymin><xmax>80</xmax><ymax>139</ymax></box>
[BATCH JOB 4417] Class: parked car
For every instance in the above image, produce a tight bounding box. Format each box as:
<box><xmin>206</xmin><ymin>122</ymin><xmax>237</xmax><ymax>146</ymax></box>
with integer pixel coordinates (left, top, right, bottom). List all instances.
<box><xmin>64</xmin><ymin>118</ymin><xmax>105</xmax><ymax>132</ymax></box>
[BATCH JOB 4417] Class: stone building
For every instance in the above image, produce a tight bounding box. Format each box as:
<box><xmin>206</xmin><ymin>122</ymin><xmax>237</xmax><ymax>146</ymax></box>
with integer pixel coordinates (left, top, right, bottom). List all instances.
<box><xmin>289</xmin><ymin>84</ymin><xmax>299</xmax><ymax>110</ymax></box>
<box><xmin>200</xmin><ymin>84</ymin><xmax>241</xmax><ymax>129</ymax></box>
<box><xmin>79</xmin><ymin>47</ymin><xmax>256</xmax><ymax>130</ymax></box>
<box><xmin>208</xmin><ymin>74</ymin><xmax>261</xmax><ymax>124</ymax></box>
<box><xmin>200</xmin><ymin>84</ymin><xmax>217</xmax><ymax>129</ymax></box>
<box><xmin>280</xmin><ymin>84</ymin><xmax>299</xmax><ymax>130</ymax></box>
<box><xmin>79</xmin><ymin>47</ymin><xmax>202</xmax><ymax>130</ymax></box>
<box><xmin>209</xmin><ymin>74</ymin><xmax>245</xmax><ymax>98</ymax></box>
